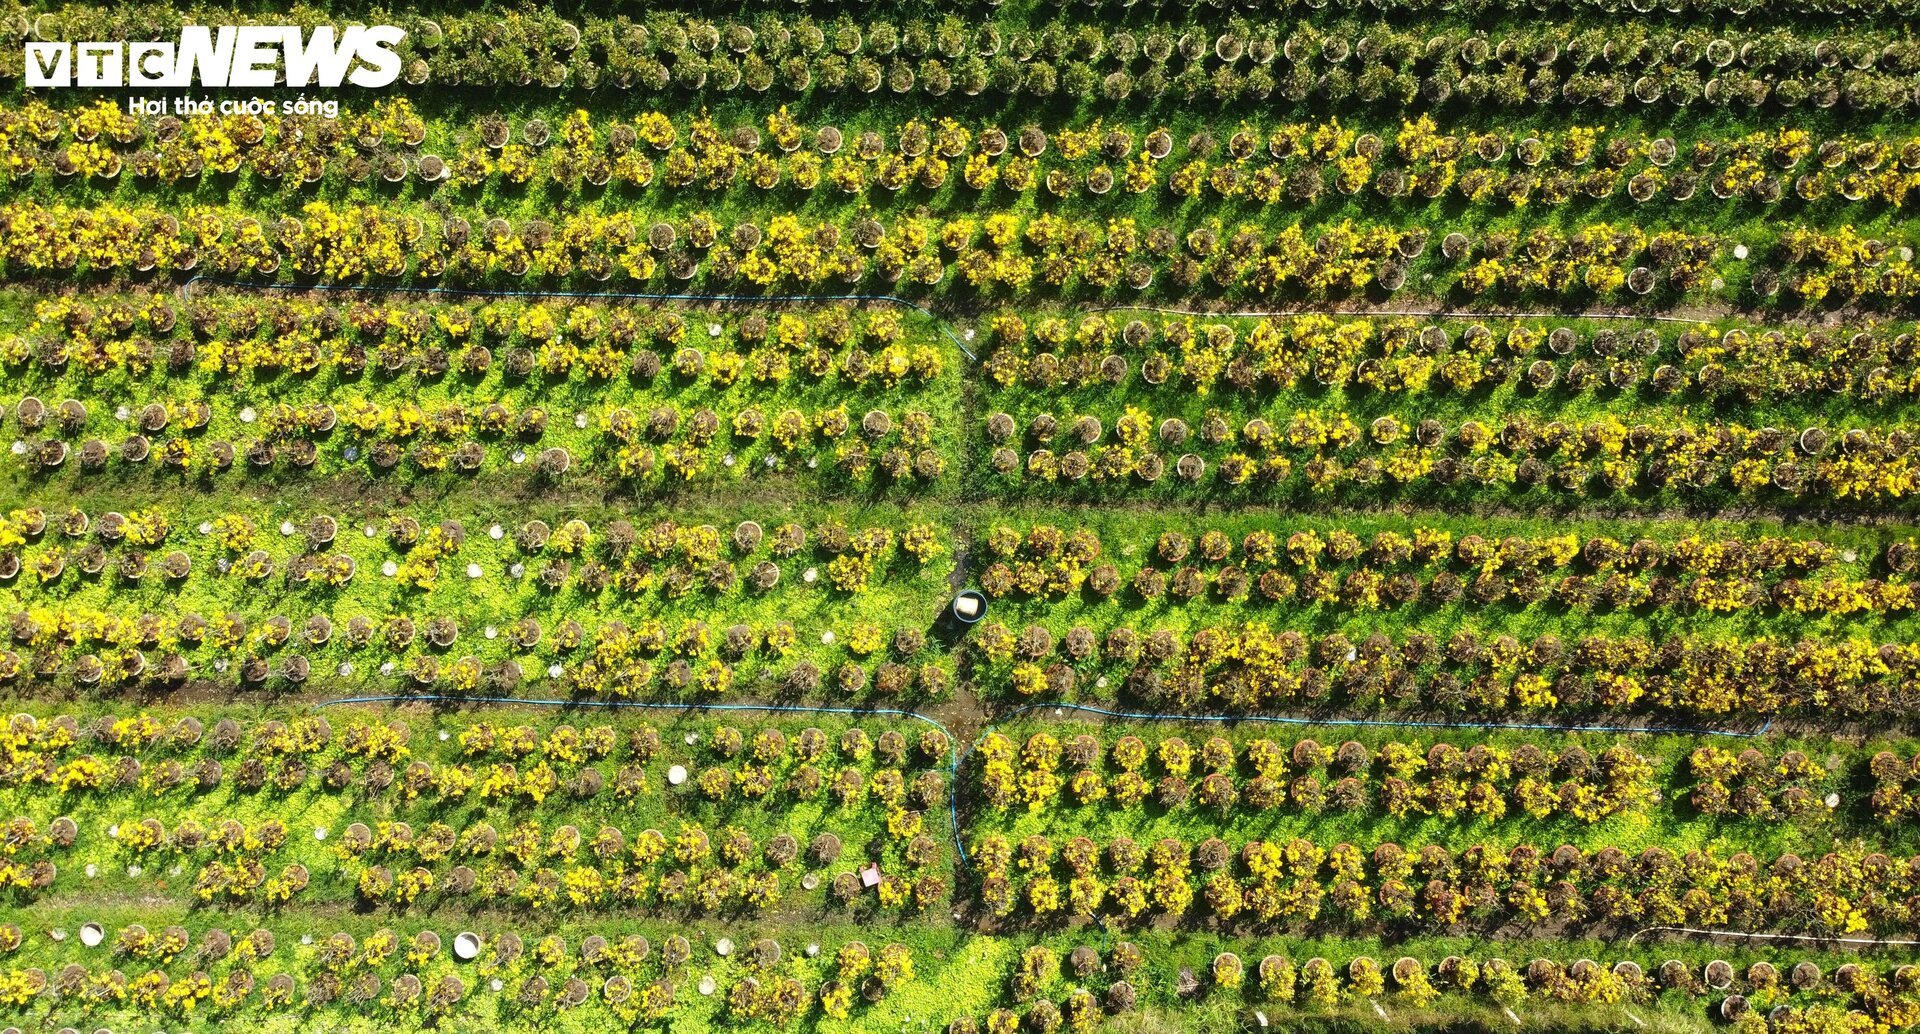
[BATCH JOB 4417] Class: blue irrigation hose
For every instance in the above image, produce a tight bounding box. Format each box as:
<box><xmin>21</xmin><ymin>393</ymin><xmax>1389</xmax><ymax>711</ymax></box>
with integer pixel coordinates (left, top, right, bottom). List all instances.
<box><xmin>181</xmin><ymin>276</ymin><xmax>979</xmax><ymax>361</ymax></box>
<box><xmin>308</xmin><ymin>693</ymin><xmax>974</xmax><ymax>875</ymax></box>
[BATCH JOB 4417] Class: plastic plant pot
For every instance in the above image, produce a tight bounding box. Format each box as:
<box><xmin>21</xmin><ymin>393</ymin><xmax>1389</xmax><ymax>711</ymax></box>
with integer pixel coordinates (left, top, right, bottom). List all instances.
<box><xmin>952</xmin><ymin>590</ymin><xmax>988</xmax><ymax>625</ymax></box>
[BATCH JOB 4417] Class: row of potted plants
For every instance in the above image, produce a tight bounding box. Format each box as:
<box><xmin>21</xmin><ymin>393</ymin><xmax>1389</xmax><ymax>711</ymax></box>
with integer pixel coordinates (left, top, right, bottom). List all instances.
<box><xmin>2</xmin><ymin>711</ymin><xmax>949</xmax><ymax>771</ymax></box>
<box><xmin>5</xmin><ymin>399</ymin><xmax>949</xmax><ymax>486</ymax></box>
<box><xmin>23</xmin><ymin>290</ymin><xmax>930</xmax><ymax>355</ymax></box>
<box><xmin>6</xmin><ymin>201</ymin><xmax>1876</xmax><ymax>309</ymax></box>
<box><xmin>981</xmin><ymin>313</ymin><xmax>1920</xmax><ymax>408</ymax></box>
<box><xmin>971</xmin><ymin>831</ymin><xmax>1917</xmax><ymax>932</ymax></box>
<box><xmin>984</xmin><ymin>408</ymin><xmax>1920</xmax><ymax>503</ymax></box>
<box><xmin>22</xmin><ymin>9</ymin><xmax>1920</xmax><ymax>109</ymax></box>
<box><xmin>970</xmin><ymin>623</ymin><xmax>1920</xmax><ymax>718</ymax></box>
<box><xmin>16</xmin><ymin>101</ymin><xmax>1920</xmax><ymax>213</ymax></box>
<box><xmin>976</xmin><ymin>728</ymin><xmax>1656</xmax><ymax>822</ymax></box>
<box><xmin>0</xmin><ymin>920</ymin><xmax>914</xmax><ymax>1023</ymax></box>
<box><xmin>0</xmin><ymin>508</ymin><xmax>944</xmax><ymax>595</ymax></box>
<box><xmin>980</xmin><ymin>519</ymin><xmax>1863</xmax><ymax>578</ymax></box>
<box><xmin>0</xmin><ymin>607</ymin><xmax>958</xmax><ymax>698</ymax></box>
<box><xmin>13</xmin><ymin>294</ymin><xmax>948</xmax><ymax>395</ymax></box>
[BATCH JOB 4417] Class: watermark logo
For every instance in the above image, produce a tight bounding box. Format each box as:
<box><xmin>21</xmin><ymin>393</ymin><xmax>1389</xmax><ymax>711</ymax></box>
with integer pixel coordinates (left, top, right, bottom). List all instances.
<box><xmin>26</xmin><ymin>25</ymin><xmax>405</xmax><ymax>88</ymax></box>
